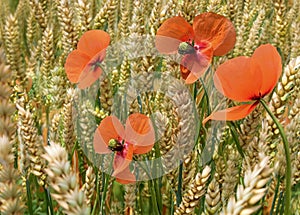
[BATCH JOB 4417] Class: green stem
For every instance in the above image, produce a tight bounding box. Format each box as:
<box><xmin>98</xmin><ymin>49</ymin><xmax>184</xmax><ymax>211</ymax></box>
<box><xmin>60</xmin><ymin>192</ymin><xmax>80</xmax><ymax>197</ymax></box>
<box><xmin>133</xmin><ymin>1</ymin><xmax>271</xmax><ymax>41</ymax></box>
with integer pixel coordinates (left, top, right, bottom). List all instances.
<box><xmin>199</xmin><ymin>78</ymin><xmax>211</xmax><ymax>115</ymax></box>
<box><xmin>100</xmin><ymin>173</ymin><xmax>110</xmax><ymax>214</ymax></box>
<box><xmin>46</xmin><ymin>104</ymin><xmax>50</xmax><ymax>145</ymax></box>
<box><xmin>270</xmin><ymin>175</ymin><xmax>281</xmax><ymax>215</ymax></box>
<box><xmin>228</xmin><ymin>121</ymin><xmax>244</xmax><ymax>158</ymax></box>
<box><xmin>26</xmin><ymin>179</ymin><xmax>33</xmax><ymax>215</ymax></box>
<box><xmin>44</xmin><ymin>187</ymin><xmax>54</xmax><ymax>215</ymax></box>
<box><xmin>260</xmin><ymin>99</ymin><xmax>291</xmax><ymax>215</ymax></box>
<box><xmin>149</xmin><ymin>180</ymin><xmax>161</xmax><ymax>215</ymax></box>
<box><xmin>91</xmin><ymin>170</ymin><xmax>100</xmax><ymax>215</ymax></box>
<box><xmin>99</xmin><ymin>158</ymin><xmax>113</xmax><ymax>215</ymax></box>
<box><xmin>176</xmin><ymin>161</ymin><xmax>183</xmax><ymax>207</ymax></box>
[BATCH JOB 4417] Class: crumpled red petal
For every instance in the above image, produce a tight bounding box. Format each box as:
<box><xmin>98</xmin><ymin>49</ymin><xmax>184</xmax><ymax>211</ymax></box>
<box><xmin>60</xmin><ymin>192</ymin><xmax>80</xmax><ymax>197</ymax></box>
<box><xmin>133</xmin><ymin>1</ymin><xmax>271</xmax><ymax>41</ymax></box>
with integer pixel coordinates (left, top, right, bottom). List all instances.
<box><xmin>193</xmin><ymin>12</ymin><xmax>236</xmax><ymax>56</ymax></box>
<box><xmin>113</xmin><ymin>144</ymin><xmax>133</xmax><ymax>176</ymax></box>
<box><xmin>180</xmin><ymin>45</ymin><xmax>213</xmax><ymax>84</ymax></box>
<box><xmin>64</xmin><ymin>50</ymin><xmax>90</xmax><ymax>83</ymax></box>
<box><xmin>202</xmin><ymin>102</ymin><xmax>259</xmax><ymax>124</ymax></box>
<box><xmin>214</xmin><ymin>56</ymin><xmax>262</xmax><ymax>102</ymax></box>
<box><xmin>77</xmin><ymin>30</ymin><xmax>110</xmax><ymax>58</ymax></box>
<box><xmin>251</xmin><ymin>44</ymin><xmax>282</xmax><ymax>96</ymax></box>
<box><xmin>115</xmin><ymin>166</ymin><xmax>136</xmax><ymax>184</ymax></box>
<box><xmin>77</xmin><ymin>50</ymin><xmax>106</xmax><ymax>89</ymax></box>
<box><xmin>125</xmin><ymin>113</ymin><xmax>155</xmax><ymax>154</ymax></box>
<box><xmin>155</xmin><ymin>16</ymin><xmax>194</xmax><ymax>54</ymax></box>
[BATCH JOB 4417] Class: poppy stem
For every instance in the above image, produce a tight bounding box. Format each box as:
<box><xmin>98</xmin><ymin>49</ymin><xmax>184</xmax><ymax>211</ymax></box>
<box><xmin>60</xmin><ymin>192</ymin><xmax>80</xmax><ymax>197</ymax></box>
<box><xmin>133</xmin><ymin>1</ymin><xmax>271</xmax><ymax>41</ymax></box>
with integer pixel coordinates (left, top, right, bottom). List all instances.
<box><xmin>259</xmin><ymin>99</ymin><xmax>291</xmax><ymax>215</ymax></box>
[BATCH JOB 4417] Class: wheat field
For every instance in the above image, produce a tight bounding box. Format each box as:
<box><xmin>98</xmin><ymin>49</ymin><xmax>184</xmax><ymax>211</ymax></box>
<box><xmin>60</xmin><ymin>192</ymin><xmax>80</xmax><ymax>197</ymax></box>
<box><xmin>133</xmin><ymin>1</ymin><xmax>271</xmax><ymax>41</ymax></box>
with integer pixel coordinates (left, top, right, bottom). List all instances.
<box><xmin>0</xmin><ymin>0</ymin><xmax>299</xmax><ymax>214</ymax></box>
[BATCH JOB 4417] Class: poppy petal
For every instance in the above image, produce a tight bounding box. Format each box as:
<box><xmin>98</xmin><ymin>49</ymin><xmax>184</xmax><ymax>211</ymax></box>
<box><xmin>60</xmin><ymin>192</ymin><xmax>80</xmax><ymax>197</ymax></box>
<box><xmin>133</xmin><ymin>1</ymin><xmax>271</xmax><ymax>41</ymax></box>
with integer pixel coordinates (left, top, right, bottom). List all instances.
<box><xmin>77</xmin><ymin>50</ymin><xmax>106</xmax><ymax>89</ymax></box>
<box><xmin>115</xmin><ymin>166</ymin><xmax>136</xmax><ymax>184</ymax></box>
<box><xmin>125</xmin><ymin>113</ymin><xmax>155</xmax><ymax>154</ymax></box>
<box><xmin>180</xmin><ymin>48</ymin><xmax>212</xmax><ymax>84</ymax></box>
<box><xmin>214</xmin><ymin>56</ymin><xmax>262</xmax><ymax>101</ymax></box>
<box><xmin>251</xmin><ymin>44</ymin><xmax>282</xmax><ymax>96</ymax></box>
<box><xmin>77</xmin><ymin>30</ymin><xmax>110</xmax><ymax>58</ymax></box>
<box><xmin>202</xmin><ymin>102</ymin><xmax>259</xmax><ymax>124</ymax></box>
<box><xmin>156</xmin><ymin>16</ymin><xmax>194</xmax><ymax>54</ymax></box>
<box><xmin>113</xmin><ymin>144</ymin><xmax>133</xmax><ymax>176</ymax></box>
<box><xmin>193</xmin><ymin>12</ymin><xmax>236</xmax><ymax>56</ymax></box>
<box><xmin>64</xmin><ymin>50</ymin><xmax>90</xmax><ymax>83</ymax></box>
<box><xmin>93</xmin><ymin>116</ymin><xmax>125</xmax><ymax>154</ymax></box>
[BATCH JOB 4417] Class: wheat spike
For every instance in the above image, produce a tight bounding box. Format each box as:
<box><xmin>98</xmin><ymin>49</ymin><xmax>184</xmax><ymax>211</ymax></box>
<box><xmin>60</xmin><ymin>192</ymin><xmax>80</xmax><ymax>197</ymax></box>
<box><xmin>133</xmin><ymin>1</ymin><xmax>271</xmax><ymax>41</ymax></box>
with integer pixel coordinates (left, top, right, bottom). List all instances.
<box><xmin>221</xmin><ymin>154</ymin><xmax>273</xmax><ymax>215</ymax></box>
<box><xmin>77</xmin><ymin>0</ymin><xmax>92</xmax><ymax>33</ymax></box>
<box><xmin>174</xmin><ymin>166</ymin><xmax>211</xmax><ymax>215</ymax></box>
<box><xmin>221</xmin><ymin>145</ymin><xmax>241</xmax><ymax>202</ymax></box>
<box><xmin>82</xmin><ymin>166</ymin><xmax>95</xmax><ymax>207</ymax></box>
<box><xmin>17</xmin><ymin>102</ymin><xmax>46</xmax><ymax>186</ymax></box>
<box><xmin>57</xmin><ymin>0</ymin><xmax>78</xmax><ymax>64</ymax></box>
<box><xmin>43</xmin><ymin>142</ymin><xmax>89</xmax><ymax>215</ymax></box>
<box><xmin>0</xmin><ymin>135</ymin><xmax>25</xmax><ymax>215</ymax></box>
<box><xmin>124</xmin><ymin>184</ymin><xmax>136</xmax><ymax>214</ymax></box>
<box><xmin>204</xmin><ymin>179</ymin><xmax>221</xmax><ymax>215</ymax></box>
<box><xmin>3</xmin><ymin>14</ymin><xmax>26</xmax><ymax>84</ymax></box>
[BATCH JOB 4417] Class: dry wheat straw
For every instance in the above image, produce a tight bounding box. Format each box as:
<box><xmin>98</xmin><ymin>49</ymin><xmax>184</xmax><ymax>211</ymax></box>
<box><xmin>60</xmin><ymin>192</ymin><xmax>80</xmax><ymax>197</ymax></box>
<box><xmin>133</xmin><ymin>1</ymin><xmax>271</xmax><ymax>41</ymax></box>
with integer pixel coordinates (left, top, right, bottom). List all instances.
<box><xmin>43</xmin><ymin>142</ymin><xmax>89</xmax><ymax>215</ymax></box>
<box><xmin>0</xmin><ymin>135</ymin><xmax>25</xmax><ymax>215</ymax></box>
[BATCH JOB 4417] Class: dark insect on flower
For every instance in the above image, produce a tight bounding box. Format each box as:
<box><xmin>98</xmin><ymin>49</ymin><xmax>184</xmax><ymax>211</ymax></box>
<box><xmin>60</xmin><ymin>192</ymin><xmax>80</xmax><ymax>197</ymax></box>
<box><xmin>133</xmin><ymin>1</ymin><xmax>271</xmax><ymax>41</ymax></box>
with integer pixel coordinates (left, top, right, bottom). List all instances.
<box><xmin>108</xmin><ymin>139</ymin><xmax>124</xmax><ymax>152</ymax></box>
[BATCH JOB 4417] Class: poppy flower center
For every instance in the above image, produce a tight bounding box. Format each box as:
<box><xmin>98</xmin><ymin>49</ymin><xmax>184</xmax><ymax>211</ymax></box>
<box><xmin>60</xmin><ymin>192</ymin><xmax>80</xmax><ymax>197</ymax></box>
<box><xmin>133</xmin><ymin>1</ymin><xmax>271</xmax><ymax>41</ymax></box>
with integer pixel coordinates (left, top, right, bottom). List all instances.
<box><xmin>108</xmin><ymin>139</ymin><xmax>124</xmax><ymax>152</ymax></box>
<box><xmin>178</xmin><ymin>41</ymin><xmax>195</xmax><ymax>55</ymax></box>
<box><xmin>251</xmin><ymin>92</ymin><xmax>264</xmax><ymax>100</ymax></box>
<box><xmin>178</xmin><ymin>40</ymin><xmax>211</xmax><ymax>56</ymax></box>
<box><xmin>88</xmin><ymin>57</ymin><xmax>103</xmax><ymax>72</ymax></box>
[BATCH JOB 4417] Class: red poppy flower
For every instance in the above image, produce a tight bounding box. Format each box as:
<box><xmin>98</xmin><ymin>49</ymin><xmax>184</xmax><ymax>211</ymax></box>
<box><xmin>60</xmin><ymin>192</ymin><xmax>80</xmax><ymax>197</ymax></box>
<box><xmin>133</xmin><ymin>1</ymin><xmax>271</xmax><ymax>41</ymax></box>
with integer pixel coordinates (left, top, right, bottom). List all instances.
<box><xmin>64</xmin><ymin>30</ymin><xmax>110</xmax><ymax>89</ymax></box>
<box><xmin>93</xmin><ymin>113</ymin><xmax>155</xmax><ymax>184</ymax></box>
<box><xmin>203</xmin><ymin>44</ymin><xmax>282</xmax><ymax>124</ymax></box>
<box><xmin>155</xmin><ymin>12</ymin><xmax>236</xmax><ymax>84</ymax></box>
